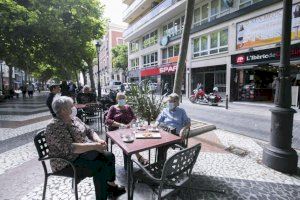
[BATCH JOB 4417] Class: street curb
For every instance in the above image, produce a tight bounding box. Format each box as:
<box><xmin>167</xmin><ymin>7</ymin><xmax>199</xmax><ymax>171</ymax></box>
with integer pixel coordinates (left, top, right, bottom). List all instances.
<box><xmin>189</xmin><ymin>119</ymin><xmax>216</xmax><ymax>138</ymax></box>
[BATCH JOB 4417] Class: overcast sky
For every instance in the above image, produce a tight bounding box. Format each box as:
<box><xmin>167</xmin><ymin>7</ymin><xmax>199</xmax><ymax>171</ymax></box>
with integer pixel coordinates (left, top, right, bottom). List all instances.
<box><xmin>102</xmin><ymin>0</ymin><xmax>127</xmax><ymax>26</ymax></box>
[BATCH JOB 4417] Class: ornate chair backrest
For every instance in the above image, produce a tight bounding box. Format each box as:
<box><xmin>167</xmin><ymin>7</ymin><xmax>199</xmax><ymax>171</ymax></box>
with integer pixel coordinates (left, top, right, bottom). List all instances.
<box><xmin>161</xmin><ymin>144</ymin><xmax>201</xmax><ymax>185</ymax></box>
<box><xmin>34</xmin><ymin>129</ymin><xmax>50</xmax><ymax>174</ymax></box>
<box><xmin>84</xmin><ymin>103</ymin><xmax>102</xmax><ymax>115</ymax></box>
<box><xmin>34</xmin><ymin>129</ymin><xmax>49</xmax><ymax>159</ymax></box>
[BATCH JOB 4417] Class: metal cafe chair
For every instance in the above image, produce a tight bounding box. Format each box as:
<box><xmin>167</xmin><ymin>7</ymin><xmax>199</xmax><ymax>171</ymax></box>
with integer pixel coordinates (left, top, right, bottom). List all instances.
<box><xmin>153</xmin><ymin>125</ymin><xmax>191</xmax><ymax>162</ymax></box>
<box><xmin>34</xmin><ymin>130</ymin><xmax>85</xmax><ymax>200</ymax></box>
<box><xmin>82</xmin><ymin>103</ymin><xmax>103</xmax><ymax>134</ymax></box>
<box><xmin>130</xmin><ymin>144</ymin><xmax>201</xmax><ymax>200</ymax></box>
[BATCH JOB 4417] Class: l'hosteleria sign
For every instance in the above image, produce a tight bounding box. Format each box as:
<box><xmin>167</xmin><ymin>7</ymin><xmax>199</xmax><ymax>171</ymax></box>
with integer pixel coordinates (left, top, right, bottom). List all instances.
<box><xmin>231</xmin><ymin>43</ymin><xmax>300</xmax><ymax>66</ymax></box>
<box><xmin>141</xmin><ymin>63</ymin><xmax>177</xmax><ymax>77</ymax></box>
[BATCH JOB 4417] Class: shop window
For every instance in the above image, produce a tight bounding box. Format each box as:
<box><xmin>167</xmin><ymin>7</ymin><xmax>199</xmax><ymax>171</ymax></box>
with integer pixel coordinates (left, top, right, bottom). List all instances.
<box><xmin>239</xmin><ymin>0</ymin><xmax>262</xmax><ymax>9</ymax></box>
<box><xmin>214</xmin><ymin>71</ymin><xmax>226</xmax><ymax>93</ymax></box>
<box><xmin>162</xmin><ymin>44</ymin><xmax>180</xmax><ymax>64</ymax></box>
<box><xmin>142</xmin><ymin>30</ymin><xmax>158</xmax><ymax>49</ymax></box>
<box><xmin>192</xmin><ymin>28</ymin><xmax>228</xmax><ymax>58</ymax></box>
<box><xmin>143</xmin><ymin>52</ymin><xmax>158</xmax><ymax>67</ymax></box>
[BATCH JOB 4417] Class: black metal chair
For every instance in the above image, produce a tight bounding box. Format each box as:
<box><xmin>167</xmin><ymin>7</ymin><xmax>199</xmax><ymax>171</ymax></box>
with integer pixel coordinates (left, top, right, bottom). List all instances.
<box><xmin>34</xmin><ymin>130</ymin><xmax>84</xmax><ymax>200</ymax></box>
<box><xmin>82</xmin><ymin>103</ymin><xmax>103</xmax><ymax>134</ymax></box>
<box><xmin>130</xmin><ymin>144</ymin><xmax>201</xmax><ymax>200</ymax></box>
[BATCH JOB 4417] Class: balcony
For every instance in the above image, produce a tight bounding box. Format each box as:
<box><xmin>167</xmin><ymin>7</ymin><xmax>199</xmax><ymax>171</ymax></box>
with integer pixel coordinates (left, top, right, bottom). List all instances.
<box><xmin>123</xmin><ymin>0</ymin><xmax>134</xmax><ymax>5</ymax></box>
<box><xmin>123</xmin><ymin>0</ymin><xmax>184</xmax><ymax>40</ymax></box>
<box><xmin>123</xmin><ymin>0</ymin><xmax>152</xmax><ymax>23</ymax></box>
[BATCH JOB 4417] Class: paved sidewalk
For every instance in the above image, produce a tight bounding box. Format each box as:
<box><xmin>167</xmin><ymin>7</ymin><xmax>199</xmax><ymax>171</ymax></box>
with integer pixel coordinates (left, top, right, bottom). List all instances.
<box><xmin>0</xmin><ymin>93</ymin><xmax>299</xmax><ymax>199</ymax></box>
<box><xmin>3</xmin><ymin>129</ymin><xmax>297</xmax><ymax>200</ymax></box>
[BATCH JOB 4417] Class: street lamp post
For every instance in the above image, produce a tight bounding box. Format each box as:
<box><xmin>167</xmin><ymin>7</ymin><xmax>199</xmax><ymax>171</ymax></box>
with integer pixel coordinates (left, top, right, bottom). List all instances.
<box><xmin>262</xmin><ymin>0</ymin><xmax>298</xmax><ymax>174</ymax></box>
<box><xmin>0</xmin><ymin>60</ymin><xmax>4</xmax><ymax>92</ymax></box>
<box><xmin>95</xmin><ymin>41</ymin><xmax>102</xmax><ymax>101</ymax></box>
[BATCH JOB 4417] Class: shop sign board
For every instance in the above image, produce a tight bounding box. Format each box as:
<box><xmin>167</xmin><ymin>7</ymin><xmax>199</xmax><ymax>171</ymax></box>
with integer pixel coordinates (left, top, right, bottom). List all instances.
<box><xmin>141</xmin><ymin>67</ymin><xmax>160</xmax><ymax>77</ymax></box>
<box><xmin>236</xmin><ymin>3</ymin><xmax>300</xmax><ymax>50</ymax></box>
<box><xmin>141</xmin><ymin>63</ymin><xmax>178</xmax><ymax>77</ymax></box>
<box><xmin>231</xmin><ymin>43</ymin><xmax>300</xmax><ymax>66</ymax></box>
<box><xmin>159</xmin><ymin>63</ymin><xmax>177</xmax><ymax>75</ymax></box>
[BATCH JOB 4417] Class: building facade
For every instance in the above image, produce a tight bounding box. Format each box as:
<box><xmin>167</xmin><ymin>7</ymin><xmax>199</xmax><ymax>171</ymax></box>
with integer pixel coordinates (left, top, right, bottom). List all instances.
<box><xmin>123</xmin><ymin>0</ymin><xmax>300</xmax><ymax>102</ymax></box>
<box><xmin>94</xmin><ymin>23</ymin><xmax>127</xmax><ymax>87</ymax></box>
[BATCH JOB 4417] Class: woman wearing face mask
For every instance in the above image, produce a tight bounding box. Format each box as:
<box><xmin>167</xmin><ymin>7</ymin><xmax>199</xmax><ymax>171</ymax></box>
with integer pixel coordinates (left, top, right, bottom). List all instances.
<box><xmin>45</xmin><ymin>96</ymin><xmax>126</xmax><ymax>199</ymax></box>
<box><xmin>105</xmin><ymin>92</ymin><xmax>149</xmax><ymax>165</ymax></box>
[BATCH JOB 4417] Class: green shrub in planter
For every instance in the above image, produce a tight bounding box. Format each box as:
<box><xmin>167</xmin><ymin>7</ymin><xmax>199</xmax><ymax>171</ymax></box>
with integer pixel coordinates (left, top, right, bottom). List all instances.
<box><xmin>126</xmin><ymin>81</ymin><xmax>165</xmax><ymax>125</ymax></box>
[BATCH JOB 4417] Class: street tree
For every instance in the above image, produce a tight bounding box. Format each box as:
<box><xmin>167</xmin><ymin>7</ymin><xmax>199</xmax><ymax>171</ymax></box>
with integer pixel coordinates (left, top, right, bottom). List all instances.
<box><xmin>82</xmin><ymin>42</ymin><xmax>97</xmax><ymax>90</ymax></box>
<box><xmin>112</xmin><ymin>44</ymin><xmax>128</xmax><ymax>81</ymax></box>
<box><xmin>1</xmin><ymin>0</ymin><xmax>105</xmax><ymax>86</ymax></box>
<box><xmin>173</xmin><ymin>0</ymin><xmax>195</xmax><ymax>95</ymax></box>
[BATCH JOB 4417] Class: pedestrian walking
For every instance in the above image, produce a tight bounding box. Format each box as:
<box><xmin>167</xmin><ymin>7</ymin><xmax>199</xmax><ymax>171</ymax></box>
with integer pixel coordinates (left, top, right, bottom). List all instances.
<box><xmin>60</xmin><ymin>80</ymin><xmax>69</xmax><ymax>96</ymax></box>
<box><xmin>20</xmin><ymin>84</ymin><xmax>27</xmax><ymax>98</ymax></box>
<box><xmin>46</xmin><ymin>84</ymin><xmax>61</xmax><ymax>117</ymax></box>
<box><xmin>27</xmin><ymin>82</ymin><xmax>35</xmax><ymax>98</ymax></box>
<box><xmin>68</xmin><ymin>81</ymin><xmax>77</xmax><ymax>99</ymax></box>
<box><xmin>164</xmin><ymin>82</ymin><xmax>170</xmax><ymax>95</ymax></box>
<box><xmin>120</xmin><ymin>83</ymin><xmax>125</xmax><ymax>92</ymax></box>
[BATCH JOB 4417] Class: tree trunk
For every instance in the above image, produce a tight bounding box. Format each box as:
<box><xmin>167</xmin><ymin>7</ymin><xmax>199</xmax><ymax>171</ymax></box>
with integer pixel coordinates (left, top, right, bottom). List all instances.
<box><xmin>75</xmin><ymin>71</ymin><xmax>80</xmax><ymax>87</ymax></box>
<box><xmin>8</xmin><ymin>66</ymin><xmax>13</xmax><ymax>89</ymax></box>
<box><xmin>88</xmin><ymin>65</ymin><xmax>96</xmax><ymax>90</ymax></box>
<box><xmin>82</xmin><ymin>69</ymin><xmax>87</xmax><ymax>85</ymax></box>
<box><xmin>173</xmin><ymin>0</ymin><xmax>195</xmax><ymax>95</ymax></box>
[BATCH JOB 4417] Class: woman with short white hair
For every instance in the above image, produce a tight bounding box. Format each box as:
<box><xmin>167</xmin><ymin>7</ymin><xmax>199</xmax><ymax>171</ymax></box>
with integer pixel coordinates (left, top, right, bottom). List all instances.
<box><xmin>45</xmin><ymin>96</ymin><xmax>125</xmax><ymax>199</ymax></box>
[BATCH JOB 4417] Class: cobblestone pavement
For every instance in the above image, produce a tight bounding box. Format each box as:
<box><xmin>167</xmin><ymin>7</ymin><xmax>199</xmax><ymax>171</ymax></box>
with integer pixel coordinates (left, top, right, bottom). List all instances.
<box><xmin>0</xmin><ymin>93</ymin><xmax>299</xmax><ymax>199</ymax></box>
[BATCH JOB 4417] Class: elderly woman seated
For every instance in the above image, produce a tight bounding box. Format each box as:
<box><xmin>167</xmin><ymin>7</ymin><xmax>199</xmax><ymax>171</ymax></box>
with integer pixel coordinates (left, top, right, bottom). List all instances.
<box><xmin>76</xmin><ymin>85</ymin><xmax>96</xmax><ymax>104</ymax></box>
<box><xmin>105</xmin><ymin>92</ymin><xmax>149</xmax><ymax>165</ymax></box>
<box><xmin>154</xmin><ymin>93</ymin><xmax>191</xmax><ymax>160</ymax></box>
<box><xmin>44</xmin><ymin>96</ymin><xmax>125</xmax><ymax>200</ymax></box>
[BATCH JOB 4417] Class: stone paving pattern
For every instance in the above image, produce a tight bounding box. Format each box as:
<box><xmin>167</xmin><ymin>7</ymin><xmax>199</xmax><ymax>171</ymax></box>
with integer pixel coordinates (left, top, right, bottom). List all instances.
<box><xmin>0</xmin><ymin>93</ymin><xmax>299</xmax><ymax>199</ymax></box>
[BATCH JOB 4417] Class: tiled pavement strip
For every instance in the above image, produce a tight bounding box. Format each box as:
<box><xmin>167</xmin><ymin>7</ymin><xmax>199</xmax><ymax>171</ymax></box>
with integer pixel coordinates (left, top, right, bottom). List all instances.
<box><xmin>0</xmin><ymin>93</ymin><xmax>300</xmax><ymax>199</ymax></box>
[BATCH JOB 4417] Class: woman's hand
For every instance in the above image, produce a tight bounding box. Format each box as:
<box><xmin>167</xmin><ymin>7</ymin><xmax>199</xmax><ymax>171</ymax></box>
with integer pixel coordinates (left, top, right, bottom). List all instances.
<box><xmin>94</xmin><ymin>142</ymin><xmax>107</xmax><ymax>152</ymax></box>
<box><xmin>119</xmin><ymin>123</ymin><xmax>130</xmax><ymax>129</ymax></box>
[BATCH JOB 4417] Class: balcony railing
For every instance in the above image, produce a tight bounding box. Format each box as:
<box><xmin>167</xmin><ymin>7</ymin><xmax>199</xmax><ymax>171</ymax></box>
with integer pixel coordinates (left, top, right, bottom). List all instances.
<box><xmin>124</xmin><ymin>0</ymin><xmax>181</xmax><ymax>38</ymax></box>
<box><xmin>123</xmin><ymin>0</ymin><xmax>145</xmax><ymax>20</ymax></box>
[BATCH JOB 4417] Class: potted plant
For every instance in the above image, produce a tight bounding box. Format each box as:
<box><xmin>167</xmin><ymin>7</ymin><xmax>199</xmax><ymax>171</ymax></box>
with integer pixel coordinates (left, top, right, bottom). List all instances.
<box><xmin>126</xmin><ymin>81</ymin><xmax>165</xmax><ymax>125</ymax></box>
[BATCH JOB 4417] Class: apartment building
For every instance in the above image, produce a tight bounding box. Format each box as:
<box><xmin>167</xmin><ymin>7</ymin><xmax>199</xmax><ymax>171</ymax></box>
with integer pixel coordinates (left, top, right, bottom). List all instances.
<box><xmin>123</xmin><ymin>0</ymin><xmax>300</xmax><ymax>102</ymax></box>
<box><xmin>94</xmin><ymin>23</ymin><xmax>127</xmax><ymax>87</ymax></box>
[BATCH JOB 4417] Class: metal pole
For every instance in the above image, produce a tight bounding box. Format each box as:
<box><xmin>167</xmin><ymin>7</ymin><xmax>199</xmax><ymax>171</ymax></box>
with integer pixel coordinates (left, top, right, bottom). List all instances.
<box><xmin>262</xmin><ymin>0</ymin><xmax>298</xmax><ymax>174</ymax></box>
<box><xmin>0</xmin><ymin>62</ymin><xmax>3</xmax><ymax>92</ymax></box>
<box><xmin>225</xmin><ymin>94</ymin><xmax>228</xmax><ymax>110</ymax></box>
<box><xmin>97</xmin><ymin>51</ymin><xmax>101</xmax><ymax>101</ymax></box>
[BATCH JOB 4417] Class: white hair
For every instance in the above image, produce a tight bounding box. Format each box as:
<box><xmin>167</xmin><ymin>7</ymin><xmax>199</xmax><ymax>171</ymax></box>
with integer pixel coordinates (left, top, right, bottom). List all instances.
<box><xmin>116</xmin><ymin>92</ymin><xmax>126</xmax><ymax>100</ymax></box>
<box><xmin>52</xmin><ymin>96</ymin><xmax>74</xmax><ymax>115</ymax></box>
<box><xmin>83</xmin><ymin>85</ymin><xmax>91</xmax><ymax>93</ymax></box>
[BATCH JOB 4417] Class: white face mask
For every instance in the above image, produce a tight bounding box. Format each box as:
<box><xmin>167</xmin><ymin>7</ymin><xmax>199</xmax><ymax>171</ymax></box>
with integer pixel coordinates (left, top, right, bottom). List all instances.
<box><xmin>71</xmin><ymin>106</ymin><xmax>77</xmax><ymax>118</ymax></box>
<box><xmin>168</xmin><ymin>102</ymin><xmax>175</xmax><ymax>110</ymax></box>
<box><xmin>118</xmin><ymin>99</ymin><xmax>126</xmax><ymax>106</ymax></box>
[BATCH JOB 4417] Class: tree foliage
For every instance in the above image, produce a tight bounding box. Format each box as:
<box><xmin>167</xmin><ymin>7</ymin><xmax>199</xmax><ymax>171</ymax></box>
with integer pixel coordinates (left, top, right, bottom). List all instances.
<box><xmin>0</xmin><ymin>0</ymin><xmax>105</xmax><ymax>85</ymax></box>
<box><xmin>112</xmin><ymin>44</ymin><xmax>128</xmax><ymax>72</ymax></box>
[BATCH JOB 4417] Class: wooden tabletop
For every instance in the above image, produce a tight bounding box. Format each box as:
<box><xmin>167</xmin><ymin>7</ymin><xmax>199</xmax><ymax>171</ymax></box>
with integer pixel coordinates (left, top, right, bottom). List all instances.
<box><xmin>106</xmin><ymin>128</ymin><xmax>182</xmax><ymax>155</ymax></box>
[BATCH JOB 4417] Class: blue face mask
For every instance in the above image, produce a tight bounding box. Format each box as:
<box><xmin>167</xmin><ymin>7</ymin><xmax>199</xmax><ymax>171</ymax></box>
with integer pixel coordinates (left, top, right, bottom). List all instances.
<box><xmin>118</xmin><ymin>99</ymin><xmax>126</xmax><ymax>106</ymax></box>
<box><xmin>168</xmin><ymin>102</ymin><xmax>175</xmax><ymax>110</ymax></box>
